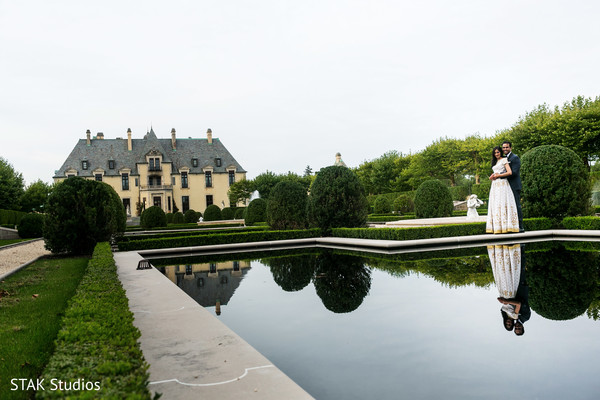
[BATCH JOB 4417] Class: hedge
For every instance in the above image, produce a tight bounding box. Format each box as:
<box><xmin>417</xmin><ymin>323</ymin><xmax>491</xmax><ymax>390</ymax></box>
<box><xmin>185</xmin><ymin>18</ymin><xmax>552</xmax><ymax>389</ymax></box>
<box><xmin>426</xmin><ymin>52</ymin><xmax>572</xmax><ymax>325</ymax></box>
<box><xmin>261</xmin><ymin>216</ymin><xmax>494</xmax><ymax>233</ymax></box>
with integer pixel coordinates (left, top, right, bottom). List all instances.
<box><xmin>333</xmin><ymin>217</ymin><xmax>553</xmax><ymax>241</ymax></box>
<box><xmin>0</xmin><ymin>208</ymin><xmax>27</xmax><ymax>226</ymax></box>
<box><xmin>115</xmin><ymin>226</ymin><xmax>269</xmax><ymax>243</ymax></box>
<box><xmin>561</xmin><ymin>216</ymin><xmax>600</xmax><ymax>230</ymax></box>
<box><xmin>38</xmin><ymin>242</ymin><xmax>150</xmax><ymax>399</ymax></box>
<box><xmin>117</xmin><ymin>228</ymin><xmax>322</xmax><ymax>251</ymax></box>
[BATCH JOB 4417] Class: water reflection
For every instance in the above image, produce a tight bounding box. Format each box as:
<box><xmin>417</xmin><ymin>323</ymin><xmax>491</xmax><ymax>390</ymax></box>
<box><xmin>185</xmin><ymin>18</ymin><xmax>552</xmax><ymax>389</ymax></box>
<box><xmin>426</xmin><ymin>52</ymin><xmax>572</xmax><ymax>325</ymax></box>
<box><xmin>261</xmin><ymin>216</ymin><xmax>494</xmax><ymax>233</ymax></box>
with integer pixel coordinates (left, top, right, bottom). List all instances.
<box><xmin>487</xmin><ymin>244</ymin><xmax>530</xmax><ymax>335</ymax></box>
<box><xmin>527</xmin><ymin>243</ymin><xmax>598</xmax><ymax>321</ymax></box>
<box><xmin>261</xmin><ymin>254</ymin><xmax>316</xmax><ymax>292</ymax></box>
<box><xmin>158</xmin><ymin>260</ymin><xmax>251</xmax><ymax>312</ymax></box>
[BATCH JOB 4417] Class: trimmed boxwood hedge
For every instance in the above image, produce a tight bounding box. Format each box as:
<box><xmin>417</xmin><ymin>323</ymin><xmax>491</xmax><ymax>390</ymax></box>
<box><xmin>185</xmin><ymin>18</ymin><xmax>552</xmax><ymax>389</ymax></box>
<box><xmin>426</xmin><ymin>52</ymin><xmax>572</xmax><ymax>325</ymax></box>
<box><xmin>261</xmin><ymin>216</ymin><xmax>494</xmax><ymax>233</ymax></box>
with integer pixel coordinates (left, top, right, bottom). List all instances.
<box><xmin>118</xmin><ymin>228</ymin><xmax>322</xmax><ymax>251</ymax></box>
<box><xmin>0</xmin><ymin>208</ymin><xmax>27</xmax><ymax>226</ymax></box>
<box><xmin>38</xmin><ymin>242</ymin><xmax>150</xmax><ymax>399</ymax></box>
<box><xmin>115</xmin><ymin>226</ymin><xmax>269</xmax><ymax>243</ymax></box>
<box><xmin>561</xmin><ymin>216</ymin><xmax>600</xmax><ymax>230</ymax></box>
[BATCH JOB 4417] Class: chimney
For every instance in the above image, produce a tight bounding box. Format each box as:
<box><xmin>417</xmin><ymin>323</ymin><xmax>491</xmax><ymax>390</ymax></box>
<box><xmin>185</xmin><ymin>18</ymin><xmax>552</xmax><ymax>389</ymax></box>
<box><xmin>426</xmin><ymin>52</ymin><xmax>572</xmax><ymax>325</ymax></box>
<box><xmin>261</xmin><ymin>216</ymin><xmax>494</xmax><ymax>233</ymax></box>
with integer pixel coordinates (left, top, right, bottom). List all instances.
<box><xmin>86</xmin><ymin>129</ymin><xmax>91</xmax><ymax>145</ymax></box>
<box><xmin>207</xmin><ymin>128</ymin><xmax>213</xmax><ymax>144</ymax></box>
<box><xmin>127</xmin><ymin>128</ymin><xmax>132</xmax><ymax>151</ymax></box>
<box><xmin>96</xmin><ymin>132</ymin><xmax>104</xmax><ymax>140</ymax></box>
<box><xmin>171</xmin><ymin>128</ymin><xmax>176</xmax><ymax>150</ymax></box>
<box><xmin>336</xmin><ymin>152</ymin><xmax>342</xmax><ymax>163</ymax></box>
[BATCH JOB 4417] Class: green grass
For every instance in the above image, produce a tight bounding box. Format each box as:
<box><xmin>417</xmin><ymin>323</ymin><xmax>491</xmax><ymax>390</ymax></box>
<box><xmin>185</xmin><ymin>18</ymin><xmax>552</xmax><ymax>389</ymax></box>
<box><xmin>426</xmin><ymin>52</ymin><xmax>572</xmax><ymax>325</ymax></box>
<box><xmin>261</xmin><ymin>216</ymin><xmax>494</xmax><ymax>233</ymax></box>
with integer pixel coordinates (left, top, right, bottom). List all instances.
<box><xmin>0</xmin><ymin>239</ymin><xmax>31</xmax><ymax>247</ymax></box>
<box><xmin>0</xmin><ymin>256</ymin><xmax>88</xmax><ymax>400</ymax></box>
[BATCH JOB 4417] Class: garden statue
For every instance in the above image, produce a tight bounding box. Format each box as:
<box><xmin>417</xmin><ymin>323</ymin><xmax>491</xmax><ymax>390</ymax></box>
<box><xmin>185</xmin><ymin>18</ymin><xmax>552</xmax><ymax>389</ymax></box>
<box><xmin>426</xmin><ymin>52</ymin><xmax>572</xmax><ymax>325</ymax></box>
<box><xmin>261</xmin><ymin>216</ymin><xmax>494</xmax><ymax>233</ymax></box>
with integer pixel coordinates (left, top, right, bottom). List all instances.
<box><xmin>466</xmin><ymin>194</ymin><xmax>484</xmax><ymax>220</ymax></box>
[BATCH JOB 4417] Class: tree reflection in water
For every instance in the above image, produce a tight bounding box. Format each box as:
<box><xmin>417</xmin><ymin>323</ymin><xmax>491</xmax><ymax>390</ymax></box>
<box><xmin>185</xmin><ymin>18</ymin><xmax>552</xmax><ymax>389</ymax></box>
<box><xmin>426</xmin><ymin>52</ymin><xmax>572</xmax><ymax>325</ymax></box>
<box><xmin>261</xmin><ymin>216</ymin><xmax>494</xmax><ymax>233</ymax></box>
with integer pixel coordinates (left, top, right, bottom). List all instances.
<box><xmin>528</xmin><ymin>243</ymin><xmax>598</xmax><ymax>321</ymax></box>
<box><xmin>313</xmin><ymin>251</ymin><xmax>371</xmax><ymax>313</ymax></box>
<box><xmin>262</xmin><ymin>254</ymin><xmax>316</xmax><ymax>292</ymax></box>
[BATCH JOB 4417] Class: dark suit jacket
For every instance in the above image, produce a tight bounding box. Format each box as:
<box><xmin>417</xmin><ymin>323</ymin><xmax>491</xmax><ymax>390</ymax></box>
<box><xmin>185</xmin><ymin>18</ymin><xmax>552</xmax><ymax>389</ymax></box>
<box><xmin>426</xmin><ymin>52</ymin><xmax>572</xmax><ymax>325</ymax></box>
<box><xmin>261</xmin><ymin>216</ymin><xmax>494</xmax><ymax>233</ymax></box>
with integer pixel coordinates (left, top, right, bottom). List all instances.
<box><xmin>507</xmin><ymin>152</ymin><xmax>522</xmax><ymax>192</ymax></box>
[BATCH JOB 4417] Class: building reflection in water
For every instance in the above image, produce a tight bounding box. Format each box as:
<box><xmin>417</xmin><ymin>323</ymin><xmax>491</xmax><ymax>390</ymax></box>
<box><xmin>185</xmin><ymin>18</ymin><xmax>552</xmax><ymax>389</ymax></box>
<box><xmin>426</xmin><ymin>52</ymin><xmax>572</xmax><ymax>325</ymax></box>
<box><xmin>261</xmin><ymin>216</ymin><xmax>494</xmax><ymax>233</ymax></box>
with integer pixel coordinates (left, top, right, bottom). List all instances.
<box><xmin>159</xmin><ymin>260</ymin><xmax>250</xmax><ymax>315</ymax></box>
<box><xmin>487</xmin><ymin>244</ymin><xmax>530</xmax><ymax>336</ymax></box>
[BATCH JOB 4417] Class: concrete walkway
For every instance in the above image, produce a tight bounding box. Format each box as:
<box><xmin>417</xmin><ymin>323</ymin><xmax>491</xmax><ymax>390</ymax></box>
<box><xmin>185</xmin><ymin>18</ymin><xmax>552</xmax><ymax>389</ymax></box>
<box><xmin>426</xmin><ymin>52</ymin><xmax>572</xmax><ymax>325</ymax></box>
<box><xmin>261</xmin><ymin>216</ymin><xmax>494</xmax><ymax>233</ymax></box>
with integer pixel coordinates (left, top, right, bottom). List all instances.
<box><xmin>114</xmin><ymin>251</ymin><xmax>314</xmax><ymax>400</ymax></box>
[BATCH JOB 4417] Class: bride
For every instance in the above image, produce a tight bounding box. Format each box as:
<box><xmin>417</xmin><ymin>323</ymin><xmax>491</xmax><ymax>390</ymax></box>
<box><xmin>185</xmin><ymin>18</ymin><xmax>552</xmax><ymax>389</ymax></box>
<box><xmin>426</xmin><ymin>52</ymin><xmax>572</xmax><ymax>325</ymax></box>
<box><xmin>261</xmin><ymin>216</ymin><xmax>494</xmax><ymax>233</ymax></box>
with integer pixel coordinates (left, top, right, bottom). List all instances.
<box><xmin>486</xmin><ymin>146</ymin><xmax>519</xmax><ymax>234</ymax></box>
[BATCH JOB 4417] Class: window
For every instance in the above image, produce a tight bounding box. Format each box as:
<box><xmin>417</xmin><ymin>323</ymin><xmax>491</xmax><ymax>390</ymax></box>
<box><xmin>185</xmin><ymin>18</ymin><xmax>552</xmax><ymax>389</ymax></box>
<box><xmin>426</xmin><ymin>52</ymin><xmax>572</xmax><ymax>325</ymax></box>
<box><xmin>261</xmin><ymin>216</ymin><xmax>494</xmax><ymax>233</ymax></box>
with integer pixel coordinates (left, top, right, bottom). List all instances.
<box><xmin>82</xmin><ymin>161</ymin><xmax>88</xmax><ymax>170</ymax></box>
<box><xmin>135</xmin><ymin>178</ymin><xmax>139</xmax><ymax>187</ymax></box>
<box><xmin>209</xmin><ymin>263</ymin><xmax>217</xmax><ymax>273</ymax></box>
<box><xmin>233</xmin><ymin>261</ymin><xmax>240</xmax><ymax>271</ymax></box>
<box><xmin>67</xmin><ymin>174</ymin><xmax>75</xmax><ymax>179</ymax></box>
<box><xmin>149</xmin><ymin>157</ymin><xmax>161</xmax><ymax>171</ymax></box>
<box><xmin>185</xmin><ymin>265</ymin><xmax>192</xmax><ymax>275</ymax></box>
<box><xmin>149</xmin><ymin>176</ymin><xmax>161</xmax><ymax>186</ymax></box>
<box><xmin>192</xmin><ymin>158</ymin><xmax>198</xmax><ymax>167</ymax></box>
<box><xmin>108</xmin><ymin>160</ymin><xmax>115</xmax><ymax>169</ymax></box>
<box><xmin>215</xmin><ymin>158</ymin><xmax>222</xmax><ymax>167</ymax></box>
<box><xmin>122</xmin><ymin>173</ymin><xmax>129</xmax><ymax>190</ymax></box>
<box><xmin>167</xmin><ymin>196</ymin><xmax>171</xmax><ymax>212</ymax></box>
<box><xmin>181</xmin><ymin>172</ymin><xmax>188</xmax><ymax>188</ymax></box>
<box><xmin>182</xmin><ymin>196</ymin><xmax>190</xmax><ymax>213</ymax></box>
<box><xmin>205</xmin><ymin>171</ymin><xmax>212</xmax><ymax>187</ymax></box>
<box><xmin>95</xmin><ymin>174</ymin><xmax>102</xmax><ymax>182</ymax></box>
<box><xmin>229</xmin><ymin>171</ymin><xmax>235</xmax><ymax>186</ymax></box>
<box><xmin>206</xmin><ymin>195</ymin><xmax>213</xmax><ymax>207</ymax></box>
<box><xmin>172</xmin><ymin>176</ymin><xmax>176</xmax><ymax>185</ymax></box>
<box><xmin>122</xmin><ymin>199</ymin><xmax>131</xmax><ymax>214</ymax></box>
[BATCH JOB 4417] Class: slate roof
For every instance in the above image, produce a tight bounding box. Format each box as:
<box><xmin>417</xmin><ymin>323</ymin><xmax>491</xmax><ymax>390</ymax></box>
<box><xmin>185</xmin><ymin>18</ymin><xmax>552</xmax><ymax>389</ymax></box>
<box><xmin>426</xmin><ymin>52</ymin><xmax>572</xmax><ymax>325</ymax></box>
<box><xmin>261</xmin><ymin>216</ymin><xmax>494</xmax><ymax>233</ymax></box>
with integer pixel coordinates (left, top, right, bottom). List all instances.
<box><xmin>54</xmin><ymin>129</ymin><xmax>246</xmax><ymax>178</ymax></box>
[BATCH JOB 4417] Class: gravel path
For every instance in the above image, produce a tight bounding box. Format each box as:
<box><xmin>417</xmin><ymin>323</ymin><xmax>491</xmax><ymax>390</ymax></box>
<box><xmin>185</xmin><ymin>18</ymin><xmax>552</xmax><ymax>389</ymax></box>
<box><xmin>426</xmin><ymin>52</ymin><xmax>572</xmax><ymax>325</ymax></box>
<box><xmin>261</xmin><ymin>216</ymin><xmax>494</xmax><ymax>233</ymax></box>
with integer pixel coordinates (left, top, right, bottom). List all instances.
<box><xmin>0</xmin><ymin>240</ymin><xmax>51</xmax><ymax>277</ymax></box>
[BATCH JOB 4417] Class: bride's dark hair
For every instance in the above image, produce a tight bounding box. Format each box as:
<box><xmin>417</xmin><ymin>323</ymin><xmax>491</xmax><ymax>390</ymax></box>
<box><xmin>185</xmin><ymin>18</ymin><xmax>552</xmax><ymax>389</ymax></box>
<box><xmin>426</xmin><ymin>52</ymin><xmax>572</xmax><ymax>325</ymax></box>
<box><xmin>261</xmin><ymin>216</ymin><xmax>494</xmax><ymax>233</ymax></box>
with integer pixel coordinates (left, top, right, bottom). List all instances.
<box><xmin>491</xmin><ymin>146</ymin><xmax>503</xmax><ymax>166</ymax></box>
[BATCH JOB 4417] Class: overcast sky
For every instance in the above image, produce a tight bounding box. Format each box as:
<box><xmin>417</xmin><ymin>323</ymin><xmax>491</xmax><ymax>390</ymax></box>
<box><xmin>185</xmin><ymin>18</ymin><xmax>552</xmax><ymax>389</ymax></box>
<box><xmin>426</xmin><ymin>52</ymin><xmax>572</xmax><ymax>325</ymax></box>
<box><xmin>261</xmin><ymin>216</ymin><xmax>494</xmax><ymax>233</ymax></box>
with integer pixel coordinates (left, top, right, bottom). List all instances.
<box><xmin>2</xmin><ymin>1</ymin><xmax>599</xmax><ymax>185</ymax></box>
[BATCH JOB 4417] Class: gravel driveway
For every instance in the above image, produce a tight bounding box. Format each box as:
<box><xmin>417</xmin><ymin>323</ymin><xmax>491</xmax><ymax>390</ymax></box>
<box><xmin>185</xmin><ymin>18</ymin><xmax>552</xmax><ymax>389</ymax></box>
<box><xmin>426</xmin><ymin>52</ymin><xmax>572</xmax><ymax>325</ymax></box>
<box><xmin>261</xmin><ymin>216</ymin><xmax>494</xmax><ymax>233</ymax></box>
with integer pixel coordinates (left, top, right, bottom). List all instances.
<box><xmin>0</xmin><ymin>240</ymin><xmax>51</xmax><ymax>278</ymax></box>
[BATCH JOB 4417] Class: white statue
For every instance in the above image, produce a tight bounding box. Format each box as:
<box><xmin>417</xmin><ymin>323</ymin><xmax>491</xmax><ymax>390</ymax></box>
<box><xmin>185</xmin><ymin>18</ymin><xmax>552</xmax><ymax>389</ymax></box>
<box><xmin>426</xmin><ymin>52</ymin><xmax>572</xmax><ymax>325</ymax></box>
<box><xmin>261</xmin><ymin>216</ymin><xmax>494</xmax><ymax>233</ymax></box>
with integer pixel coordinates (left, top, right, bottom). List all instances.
<box><xmin>466</xmin><ymin>194</ymin><xmax>484</xmax><ymax>220</ymax></box>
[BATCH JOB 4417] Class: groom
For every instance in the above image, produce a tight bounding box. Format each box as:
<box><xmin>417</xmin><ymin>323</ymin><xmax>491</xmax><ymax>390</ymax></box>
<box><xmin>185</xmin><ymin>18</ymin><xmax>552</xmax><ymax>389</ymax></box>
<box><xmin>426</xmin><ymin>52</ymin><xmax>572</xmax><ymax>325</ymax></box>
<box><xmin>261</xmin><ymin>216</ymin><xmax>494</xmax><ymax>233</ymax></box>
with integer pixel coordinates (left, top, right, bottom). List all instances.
<box><xmin>502</xmin><ymin>141</ymin><xmax>524</xmax><ymax>232</ymax></box>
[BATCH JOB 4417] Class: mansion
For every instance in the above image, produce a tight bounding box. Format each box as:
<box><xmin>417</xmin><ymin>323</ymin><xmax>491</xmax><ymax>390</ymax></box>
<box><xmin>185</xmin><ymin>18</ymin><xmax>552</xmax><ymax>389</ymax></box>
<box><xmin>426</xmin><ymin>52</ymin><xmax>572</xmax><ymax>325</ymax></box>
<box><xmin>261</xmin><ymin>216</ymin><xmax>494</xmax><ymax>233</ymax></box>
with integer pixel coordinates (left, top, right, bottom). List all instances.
<box><xmin>54</xmin><ymin>127</ymin><xmax>247</xmax><ymax>215</ymax></box>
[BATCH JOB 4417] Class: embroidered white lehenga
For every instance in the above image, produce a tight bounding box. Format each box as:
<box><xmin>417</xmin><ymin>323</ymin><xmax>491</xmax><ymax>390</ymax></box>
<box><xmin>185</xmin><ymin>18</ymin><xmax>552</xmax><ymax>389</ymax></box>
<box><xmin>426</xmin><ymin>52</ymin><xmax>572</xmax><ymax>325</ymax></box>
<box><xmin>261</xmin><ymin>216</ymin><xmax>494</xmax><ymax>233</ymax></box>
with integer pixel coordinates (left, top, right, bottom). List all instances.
<box><xmin>488</xmin><ymin>244</ymin><xmax>522</xmax><ymax>319</ymax></box>
<box><xmin>486</xmin><ymin>158</ymin><xmax>519</xmax><ymax>234</ymax></box>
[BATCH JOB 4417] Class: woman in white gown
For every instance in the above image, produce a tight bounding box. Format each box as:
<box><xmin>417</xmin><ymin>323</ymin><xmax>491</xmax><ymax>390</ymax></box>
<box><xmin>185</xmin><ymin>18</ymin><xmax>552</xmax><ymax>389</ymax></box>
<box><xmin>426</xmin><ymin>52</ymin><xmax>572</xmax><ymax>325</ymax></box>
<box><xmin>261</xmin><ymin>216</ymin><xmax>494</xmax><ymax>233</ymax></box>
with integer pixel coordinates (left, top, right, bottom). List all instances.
<box><xmin>486</xmin><ymin>146</ymin><xmax>519</xmax><ymax>234</ymax></box>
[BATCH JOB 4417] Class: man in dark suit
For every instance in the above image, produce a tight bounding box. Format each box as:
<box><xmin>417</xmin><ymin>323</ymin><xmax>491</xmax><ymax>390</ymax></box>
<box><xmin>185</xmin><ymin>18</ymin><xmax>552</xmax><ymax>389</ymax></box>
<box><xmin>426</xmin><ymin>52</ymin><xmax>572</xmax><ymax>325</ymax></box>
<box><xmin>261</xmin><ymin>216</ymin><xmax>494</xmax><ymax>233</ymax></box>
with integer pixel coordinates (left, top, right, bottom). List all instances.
<box><xmin>502</xmin><ymin>141</ymin><xmax>524</xmax><ymax>232</ymax></box>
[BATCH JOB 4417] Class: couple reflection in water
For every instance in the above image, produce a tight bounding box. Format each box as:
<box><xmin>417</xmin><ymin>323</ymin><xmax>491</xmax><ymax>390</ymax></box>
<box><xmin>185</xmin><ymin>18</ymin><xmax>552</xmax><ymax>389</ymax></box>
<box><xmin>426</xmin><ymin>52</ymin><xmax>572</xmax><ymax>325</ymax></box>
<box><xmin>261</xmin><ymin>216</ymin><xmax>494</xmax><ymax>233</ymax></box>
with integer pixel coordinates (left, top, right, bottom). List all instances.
<box><xmin>487</xmin><ymin>244</ymin><xmax>530</xmax><ymax>336</ymax></box>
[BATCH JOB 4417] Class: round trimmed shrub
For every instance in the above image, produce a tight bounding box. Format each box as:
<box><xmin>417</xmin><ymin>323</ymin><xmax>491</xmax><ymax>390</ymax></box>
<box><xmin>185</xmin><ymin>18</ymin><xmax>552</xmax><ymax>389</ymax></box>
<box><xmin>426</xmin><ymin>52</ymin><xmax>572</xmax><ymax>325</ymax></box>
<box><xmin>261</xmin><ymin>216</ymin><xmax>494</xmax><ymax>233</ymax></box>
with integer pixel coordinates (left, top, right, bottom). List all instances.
<box><xmin>307</xmin><ymin>166</ymin><xmax>368</xmax><ymax>232</ymax></box>
<box><xmin>393</xmin><ymin>194</ymin><xmax>414</xmax><ymax>214</ymax></box>
<box><xmin>204</xmin><ymin>205</ymin><xmax>222</xmax><ymax>221</ymax></box>
<box><xmin>414</xmin><ymin>179</ymin><xmax>453</xmax><ymax>218</ymax></box>
<box><xmin>245</xmin><ymin>198</ymin><xmax>267</xmax><ymax>225</ymax></box>
<box><xmin>166</xmin><ymin>212</ymin><xmax>174</xmax><ymax>224</ymax></box>
<box><xmin>267</xmin><ymin>181</ymin><xmax>307</xmax><ymax>229</ymax></box>
<box><xmin>221</xmin><ymin>207</ymin><xmax>236</xmax><ymax>220</ymax></box>
<box><xmin>18</xmin><ymin>213</ymin><xmax>45</xmax><ymax>238</ymax></box>
<box><xmin>374</xmin><ymin>196</ymin><xmax>391</xmax><ymax>214</ymax></box>
<box><xmin>172</xmin><ymin>211</ymin><xmax>184</xmax><ymax>224</ymax></box>
<box><xmin>184</xmin><ymin>209</ymin><xmax>200</xmax><ymax>223</ymax></box>
<box><xmin>521</xmin><ymin>145</ymin><xmax>591</xmax><ymax>218</ymax></box>
<box><xmin>234</xmin><ymin>207</ymin><xmax>245</xmax><ymax>219</ymax></box>
<box><xmin>141</xmin><ymin>206</ymin><xmax>167</xmax><ymax>229</ymax></box>
<box><xmin>44</xmin><ymin>178</ymin><xmax>126</xmax><ymax>255</ymax></box>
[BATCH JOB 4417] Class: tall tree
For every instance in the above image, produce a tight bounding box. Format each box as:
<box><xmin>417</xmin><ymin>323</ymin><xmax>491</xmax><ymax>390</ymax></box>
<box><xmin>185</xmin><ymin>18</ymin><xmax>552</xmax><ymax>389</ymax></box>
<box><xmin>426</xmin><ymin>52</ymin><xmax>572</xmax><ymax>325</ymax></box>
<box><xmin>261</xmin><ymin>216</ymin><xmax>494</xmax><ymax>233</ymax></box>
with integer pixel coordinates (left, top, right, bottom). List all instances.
<box><xmin>20</xmin><ymin>179</ymin><xmax>52</xmax><ymax>212</ymax></box>
<box><xmin>0</xmin><ymin>157</ymin><xmax>25</xmax><ymax>210</ymax></box>
<box><xmin>228</xmin><ymin>179</ymin><xmax>255</xmax><ymax>206</ymax></box>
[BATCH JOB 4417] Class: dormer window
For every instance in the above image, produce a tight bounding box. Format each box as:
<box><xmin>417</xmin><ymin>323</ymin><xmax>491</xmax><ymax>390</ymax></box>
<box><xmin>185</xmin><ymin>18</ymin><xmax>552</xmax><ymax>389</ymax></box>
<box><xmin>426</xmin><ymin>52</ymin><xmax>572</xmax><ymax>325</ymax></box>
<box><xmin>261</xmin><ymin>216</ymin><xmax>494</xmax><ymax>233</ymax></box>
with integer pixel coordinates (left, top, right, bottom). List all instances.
<box><xmin>192</xmin><ymin>158</ymin><xmax>198</xmax><ymax>167</ymax></box>
<box><xmin>82</xmin><ymin>161</ymin><xmax>88</xmax><ymax>170</ymax></box>
<box><xmin>108</xmin><ymin>160</ymin><xmax>115</xmax><ymax>169</ymax></box>
<box><xmin>215</xmin><ymin>158</ymin><xmax>222</xmax><ymax>167</ymax></box>
<box><xmin>149</xmin><ymin>157</ymin><xmax>161</xmax><ymax>171</ymax></box>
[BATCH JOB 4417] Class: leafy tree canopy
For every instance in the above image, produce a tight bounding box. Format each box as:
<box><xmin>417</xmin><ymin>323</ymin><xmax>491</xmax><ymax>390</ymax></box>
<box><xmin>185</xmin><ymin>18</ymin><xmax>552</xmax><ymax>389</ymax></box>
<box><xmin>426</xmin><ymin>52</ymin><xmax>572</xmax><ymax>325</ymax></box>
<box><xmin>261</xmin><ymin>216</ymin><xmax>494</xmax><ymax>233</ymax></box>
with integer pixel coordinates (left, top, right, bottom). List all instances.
<box><xmin>20</xmin><ymin>179</ymin><xmax>52</xmax><ymax>213</ymax></box>
<box><xmin>0</xmin><ymin>157</ymin><xmax>25</xmax><ymax>210</ymax></box>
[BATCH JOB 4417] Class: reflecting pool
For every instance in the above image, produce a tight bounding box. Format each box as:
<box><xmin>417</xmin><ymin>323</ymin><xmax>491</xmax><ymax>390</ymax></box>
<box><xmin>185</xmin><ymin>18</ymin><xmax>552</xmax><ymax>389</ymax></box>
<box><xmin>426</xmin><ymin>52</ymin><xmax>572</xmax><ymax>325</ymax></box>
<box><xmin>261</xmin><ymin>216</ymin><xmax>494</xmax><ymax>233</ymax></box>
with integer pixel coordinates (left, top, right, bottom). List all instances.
<box><xmin>152</xmin><ymin>241</ymin><xmax>600</xmax><ymax>400</ymax></box>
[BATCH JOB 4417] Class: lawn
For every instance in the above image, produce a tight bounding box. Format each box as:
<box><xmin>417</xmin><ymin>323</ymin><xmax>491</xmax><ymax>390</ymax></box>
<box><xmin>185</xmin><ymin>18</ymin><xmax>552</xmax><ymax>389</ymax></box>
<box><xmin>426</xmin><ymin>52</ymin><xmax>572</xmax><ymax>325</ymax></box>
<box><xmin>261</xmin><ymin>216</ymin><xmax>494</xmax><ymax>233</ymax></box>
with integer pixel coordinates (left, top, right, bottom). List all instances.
<box><xmin>0</xmin><ymin>256</ymin><xmax>88</xmax><ymax>399</ymax></box>
<box><xmin>0</xmin><ymin>239</ymin><xmax>31</xmax><ymax>248</ymax></box>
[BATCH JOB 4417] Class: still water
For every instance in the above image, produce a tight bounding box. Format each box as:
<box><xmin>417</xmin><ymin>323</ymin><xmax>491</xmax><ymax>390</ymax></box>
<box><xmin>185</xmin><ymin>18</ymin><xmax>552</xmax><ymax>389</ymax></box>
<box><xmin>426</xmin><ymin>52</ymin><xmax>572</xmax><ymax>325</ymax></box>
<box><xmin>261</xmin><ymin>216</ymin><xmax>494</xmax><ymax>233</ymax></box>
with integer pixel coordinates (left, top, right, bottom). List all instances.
<box><xmin>153</xmin><ymin>242</ymin><xmax>600</xmax><ymax>400</ymax></box>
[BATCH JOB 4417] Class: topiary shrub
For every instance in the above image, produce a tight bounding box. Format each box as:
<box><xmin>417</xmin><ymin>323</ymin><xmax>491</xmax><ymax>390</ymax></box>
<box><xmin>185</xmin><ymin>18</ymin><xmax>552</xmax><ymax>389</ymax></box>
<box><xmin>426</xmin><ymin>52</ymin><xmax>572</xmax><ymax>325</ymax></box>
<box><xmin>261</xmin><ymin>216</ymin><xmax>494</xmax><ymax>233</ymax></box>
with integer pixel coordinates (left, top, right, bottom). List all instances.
<box><xmin>166</xmin><ymin>212</ymin><xmax>174</xmax><ymax>224</ymax></box>
<box><xmin>204</xmin><ymin>205</ymin><xmax>222</xmax><ymax>221</ymax></box>
<box><xmin>172</xmin><ymin>211</ymin><xmax>184</xmax><ymax>224</ymax></box>
<box><xmin>221</xmin><ymin>207</ymin><xmax>236</xmax><ymax>220</ymax></box>
<box><xmin>374</xmin><ymin>196</ymin><xmax>391</xmax><ymax>214</ymax></box>
<box><xmin>44</xmin><ymin>177</ymin><xmax>126</xmax><ymax>255</ymax></box>
<box><xmin>184</xmin><ymin>209</ymin><xmax>199</xmax><ymax>223</ymax></box>
<box><xmin>521</xmin><ymin>145</ymin><xmax>591</xmax><ymax>219</ymax></box>
<box><xmin>245</xmin><ymin>198</ymin><xmax>267</xmax><ymax>225</ymax></box>
<box><xmin>307</xmin><ymin>165</ymin><xmax>368</xmax><ymax>233</ymax></box>
<box><xmin>17</xmin><ymin>213</ymin><xmax>45</xmax><ymax>238</ymax></box>
<box><xmin>414</xmin><ymin>179</ymin><xmax>453</xmax><ymax>218</ymax></box>
<box><xmin>235</xmin><ymin>207</ymin><xmax>245</xmax><ymax>219</ymax></box>
<box><xmin>140</xmin><ymin>206</ymin><xmax>167</xmax><ymax>229</ymax></box>
<box><xmin>267</xmin><ymin>181</ymin><xmax>307</xmax><ymax>229</ymax></box>
<box><xmin>393</xmin><ymin>194</ymin><xmax>414</xmax><ymax>214</ymax></box>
